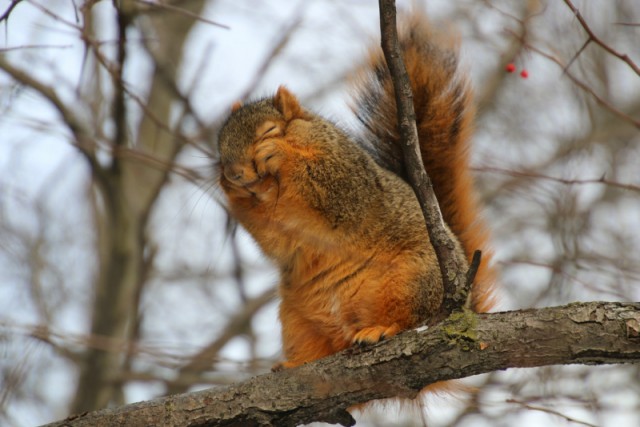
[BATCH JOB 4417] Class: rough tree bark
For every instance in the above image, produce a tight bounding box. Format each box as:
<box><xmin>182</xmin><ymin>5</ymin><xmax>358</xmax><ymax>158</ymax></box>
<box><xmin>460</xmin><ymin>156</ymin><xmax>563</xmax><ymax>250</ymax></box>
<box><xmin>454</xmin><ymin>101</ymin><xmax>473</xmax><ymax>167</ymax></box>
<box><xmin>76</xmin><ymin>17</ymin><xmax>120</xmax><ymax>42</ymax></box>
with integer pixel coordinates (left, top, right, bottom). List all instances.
<box><xmin>43</xmin><ymin>302</ymin><xmax>640</xmax><ymax>427</ymax></box>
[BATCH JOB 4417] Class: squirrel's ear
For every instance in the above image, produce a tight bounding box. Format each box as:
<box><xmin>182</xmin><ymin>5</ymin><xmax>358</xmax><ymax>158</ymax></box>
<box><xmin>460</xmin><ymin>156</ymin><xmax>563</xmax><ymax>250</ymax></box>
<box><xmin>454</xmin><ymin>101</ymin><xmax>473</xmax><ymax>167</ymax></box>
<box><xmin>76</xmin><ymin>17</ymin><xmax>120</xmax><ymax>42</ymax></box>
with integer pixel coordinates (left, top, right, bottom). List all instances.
<box><xmin>231</xmin><ymin>101</ymin><xmax>242</xmax><ymax>112</ymax></box>
<box><xmin>274</xmin><ymin>86</ymin><xmax>305</xmax><ymax>121</ymax></box>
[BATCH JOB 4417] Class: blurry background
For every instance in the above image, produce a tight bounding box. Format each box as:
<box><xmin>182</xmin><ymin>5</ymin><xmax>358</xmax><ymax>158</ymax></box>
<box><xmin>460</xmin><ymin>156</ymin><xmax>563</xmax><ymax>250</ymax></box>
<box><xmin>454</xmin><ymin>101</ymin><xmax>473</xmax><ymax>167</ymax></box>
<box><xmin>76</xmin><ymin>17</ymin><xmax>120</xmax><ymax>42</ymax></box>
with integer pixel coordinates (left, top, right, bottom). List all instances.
<box><xmin>1</xmin><ymin>0</ymin><xmax>639</xmax><ymax>426</ymax></box>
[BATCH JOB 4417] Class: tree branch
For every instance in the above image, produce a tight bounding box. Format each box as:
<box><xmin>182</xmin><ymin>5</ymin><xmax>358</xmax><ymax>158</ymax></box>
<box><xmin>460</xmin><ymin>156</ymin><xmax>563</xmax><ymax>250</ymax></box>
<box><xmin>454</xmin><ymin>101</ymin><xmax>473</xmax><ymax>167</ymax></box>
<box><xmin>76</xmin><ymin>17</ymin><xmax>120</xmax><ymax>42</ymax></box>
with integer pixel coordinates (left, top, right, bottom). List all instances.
<box><xmin>377</xmin><ymin>0</ymin><xmax>473</xmax><ymax>316</ymax></box>
<box><xmin>164</xmin><ymin>287</ymin><xmax>276</xmax><ymax>396</ymax></box>
<box><xmin>0</xmin><ymin>0</ymin><xmax>24</xmax><ymax>23</ymax></box>
<box><xmin>43</xmin><ymin>301</ymin><xmax>640</xmax><ymax>427</ymax></box>
<box><xmin>562</xmin><ymin>0</ymin><xmax>640</xmax><ymax>77</ymax></box>
<box><xmin>505</xmin><ymin>28</ymin><xmax>640</xmax><ymax>129</ymax></box>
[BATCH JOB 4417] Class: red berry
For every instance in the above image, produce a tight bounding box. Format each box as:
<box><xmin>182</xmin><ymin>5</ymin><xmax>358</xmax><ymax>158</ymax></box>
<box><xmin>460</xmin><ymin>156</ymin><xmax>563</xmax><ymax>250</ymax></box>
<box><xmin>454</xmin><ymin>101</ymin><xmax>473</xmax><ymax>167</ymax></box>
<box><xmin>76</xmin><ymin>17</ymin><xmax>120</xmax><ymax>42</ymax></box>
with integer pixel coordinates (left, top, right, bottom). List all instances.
<box><xmin>505</xmin><ymin>63</ymin><xmax>516</xmax><ymax>73</ymax></box>
<box><xmin>520</xmin><ymin>69</ymin><xmax>529</xmax><ymax>78</ymax></box>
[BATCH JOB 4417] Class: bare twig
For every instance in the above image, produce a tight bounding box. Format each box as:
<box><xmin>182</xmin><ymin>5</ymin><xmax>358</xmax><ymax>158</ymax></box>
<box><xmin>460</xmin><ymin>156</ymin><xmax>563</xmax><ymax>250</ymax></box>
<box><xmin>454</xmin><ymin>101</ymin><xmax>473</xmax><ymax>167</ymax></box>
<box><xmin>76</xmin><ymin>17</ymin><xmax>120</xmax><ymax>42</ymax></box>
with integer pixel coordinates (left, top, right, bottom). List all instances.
<box><xmin>0</xmin><ymin>44</ymin><xmax>73</xmax><ymax>52</ymax></box>
<box><xmin>0</xmin><ymin>55</ymin><xmax>105</xmax><ymax>174</ymax></box>
<box><xmin>164</xmin><ymin>287</ymin><xmax>276</xmax><ymax>395</ymax></box>
<box><xmin>377</xmin><ymin>0</ymin><xmax>471</xmax><ymax>316</ymax></box>
<box><xmin>0</xmin><ymin>0</ymin><xmax>24</xmax><ymax>23</ymax></box>
<box><xmin>237</xmin><ymin>9</ymin><xmax>304</xmax><ymax>102</ymax></box>
<box><xmin>466</xmin><ymin>250</ymin><xmax>482</xmax><ymax>295</ymax></box>
<box><xmin>0</xmin><ymin>56</ymin><xmax>205</xmax><ymax>184</ymax></box>
<box><xmin>563</xmin><ymin>0</ymin><xmax>640</xmax><ymax>77</ymax></box>
<box><xmin>478</xmin><ymin>166</ymin><xmax>640</xmax><ymax>193</ymax></box>
<box><xmin>506</xmin><ymin>29</ymin><xmax>640</xmax><ymax>129</ymax></box>
<box><xmin>507</xmin><ymin>399</ymin><xmax>598</xmax><ymax>427</ymax></box>
<box><xmin>135</xmin><ymin>0</ymin><xmax>230</xmax><ymax>29</ymax></box>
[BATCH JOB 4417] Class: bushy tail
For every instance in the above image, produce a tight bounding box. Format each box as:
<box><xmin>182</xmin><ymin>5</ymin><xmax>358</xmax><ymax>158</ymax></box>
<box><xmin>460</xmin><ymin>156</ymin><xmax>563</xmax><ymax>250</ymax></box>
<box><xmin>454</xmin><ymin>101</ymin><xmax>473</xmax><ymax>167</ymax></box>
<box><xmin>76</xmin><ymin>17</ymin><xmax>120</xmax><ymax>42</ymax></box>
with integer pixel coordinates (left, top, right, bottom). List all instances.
<box><xmin>351</xmin><ymin>16</ymin><xmax>495</xmax><ymax>312</ymax></box>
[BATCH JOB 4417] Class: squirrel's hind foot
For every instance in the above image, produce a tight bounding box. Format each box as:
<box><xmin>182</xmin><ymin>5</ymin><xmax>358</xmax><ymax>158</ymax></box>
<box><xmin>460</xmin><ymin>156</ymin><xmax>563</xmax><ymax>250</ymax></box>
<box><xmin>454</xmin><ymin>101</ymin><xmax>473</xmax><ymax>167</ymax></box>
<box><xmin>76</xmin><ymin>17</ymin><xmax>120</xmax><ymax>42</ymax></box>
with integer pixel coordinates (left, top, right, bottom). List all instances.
<box><xmin>352</xmin><ymin>324</ymin><xmax>401</xmax><ymax>346</ymax></box>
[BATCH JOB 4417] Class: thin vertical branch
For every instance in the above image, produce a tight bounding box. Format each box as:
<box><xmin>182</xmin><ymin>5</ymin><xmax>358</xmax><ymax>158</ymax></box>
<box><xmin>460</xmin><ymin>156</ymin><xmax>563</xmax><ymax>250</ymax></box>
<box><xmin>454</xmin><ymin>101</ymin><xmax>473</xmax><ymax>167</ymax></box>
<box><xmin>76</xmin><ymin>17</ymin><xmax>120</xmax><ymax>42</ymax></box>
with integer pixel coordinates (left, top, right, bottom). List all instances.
<box><xmin>377</xmin><ymin>0</ymin><xmax>474</xmax><ymax>316</ymax></box>
<box><xmin>112</xmin><ymin>2</ymin><xmax>132</xmax><ymax>153</ymax></box>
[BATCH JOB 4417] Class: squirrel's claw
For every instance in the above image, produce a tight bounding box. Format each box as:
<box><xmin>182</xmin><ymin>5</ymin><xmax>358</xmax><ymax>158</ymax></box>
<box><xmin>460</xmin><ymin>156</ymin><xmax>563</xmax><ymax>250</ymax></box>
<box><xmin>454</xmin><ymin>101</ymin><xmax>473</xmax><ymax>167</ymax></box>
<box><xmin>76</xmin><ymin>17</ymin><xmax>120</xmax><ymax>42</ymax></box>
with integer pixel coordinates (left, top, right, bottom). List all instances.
<box><xmin>253</xmin><ymin>139</ymin><xmax>284</xmax><ymax>178</ymax></box>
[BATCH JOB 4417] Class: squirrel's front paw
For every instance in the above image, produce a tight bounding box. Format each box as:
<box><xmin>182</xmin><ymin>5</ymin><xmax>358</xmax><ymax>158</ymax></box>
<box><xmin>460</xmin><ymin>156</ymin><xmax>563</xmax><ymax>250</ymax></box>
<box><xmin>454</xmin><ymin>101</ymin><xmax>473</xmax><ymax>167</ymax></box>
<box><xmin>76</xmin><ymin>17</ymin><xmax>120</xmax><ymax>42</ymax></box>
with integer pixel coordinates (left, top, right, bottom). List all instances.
<box><xmin>254</xmin><ymin>139</ymin><xmax>285</xmax><ymax>178</ymax></box>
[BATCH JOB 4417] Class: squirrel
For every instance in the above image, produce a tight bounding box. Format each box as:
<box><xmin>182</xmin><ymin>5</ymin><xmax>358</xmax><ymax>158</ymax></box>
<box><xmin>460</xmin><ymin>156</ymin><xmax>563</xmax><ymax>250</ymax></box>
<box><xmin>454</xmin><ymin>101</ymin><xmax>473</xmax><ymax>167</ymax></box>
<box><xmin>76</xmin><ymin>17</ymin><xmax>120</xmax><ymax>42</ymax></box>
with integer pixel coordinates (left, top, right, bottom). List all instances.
<box><xmin>216</xmin><ymin>16</ymin><xmax>496</xmax><ymax>372</ymax></box>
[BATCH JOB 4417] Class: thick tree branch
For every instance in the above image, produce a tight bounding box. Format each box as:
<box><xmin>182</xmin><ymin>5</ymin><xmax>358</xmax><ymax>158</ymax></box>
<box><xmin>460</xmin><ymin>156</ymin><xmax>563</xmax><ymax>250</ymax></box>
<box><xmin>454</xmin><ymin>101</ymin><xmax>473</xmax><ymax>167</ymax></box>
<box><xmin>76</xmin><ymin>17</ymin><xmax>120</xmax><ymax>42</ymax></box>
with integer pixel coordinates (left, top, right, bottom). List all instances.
<box><xmin>43</xmin><ymin>301</ymin><xmax>640</xmax><ymax>427</ymax></box>
<box><xmin>72</xmin><ymin>0</ymin><xmax>208</xmax><ymax>413</ymax></box>
<box><xmin>378</xmin><ymin>0</ymin><xmax>473</xmax><ymax>316</ymax></box>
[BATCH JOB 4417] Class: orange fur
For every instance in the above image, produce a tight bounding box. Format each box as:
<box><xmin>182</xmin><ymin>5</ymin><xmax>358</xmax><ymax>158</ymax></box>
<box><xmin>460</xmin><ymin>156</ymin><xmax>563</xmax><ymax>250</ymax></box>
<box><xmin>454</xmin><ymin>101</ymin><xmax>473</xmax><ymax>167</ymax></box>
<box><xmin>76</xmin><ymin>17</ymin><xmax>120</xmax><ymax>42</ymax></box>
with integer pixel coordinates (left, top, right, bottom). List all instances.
<box><xmin>220</xmin><ymin>86</ymin><xmax>445</xmax><ymax>369</ymax></box>
<box><xmin>216</xmin><ymin>15</ymin><xmax>497</xmax><ymax>415</ymax></box>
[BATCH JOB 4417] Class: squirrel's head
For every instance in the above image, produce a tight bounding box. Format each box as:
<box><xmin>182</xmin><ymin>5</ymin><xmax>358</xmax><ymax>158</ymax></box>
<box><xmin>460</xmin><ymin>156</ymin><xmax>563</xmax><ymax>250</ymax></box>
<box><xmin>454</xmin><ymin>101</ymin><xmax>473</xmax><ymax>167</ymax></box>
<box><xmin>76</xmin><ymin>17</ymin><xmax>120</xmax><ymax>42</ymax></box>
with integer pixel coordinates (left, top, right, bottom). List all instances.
<box><xmin>217</xmin><ymin>86</ymin><xmax>308</xmax><ymax>188</ymax></box>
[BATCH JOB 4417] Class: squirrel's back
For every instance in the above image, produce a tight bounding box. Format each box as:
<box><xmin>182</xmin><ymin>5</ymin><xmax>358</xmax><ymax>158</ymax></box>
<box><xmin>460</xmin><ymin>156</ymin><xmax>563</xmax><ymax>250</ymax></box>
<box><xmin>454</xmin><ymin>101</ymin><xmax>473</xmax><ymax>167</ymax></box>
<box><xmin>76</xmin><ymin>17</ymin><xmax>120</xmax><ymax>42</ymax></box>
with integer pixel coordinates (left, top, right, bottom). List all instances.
<box><xmin>352</xmin><ymin>16</ymin><xmax>496</xmax><ymax>312</ymax></box>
